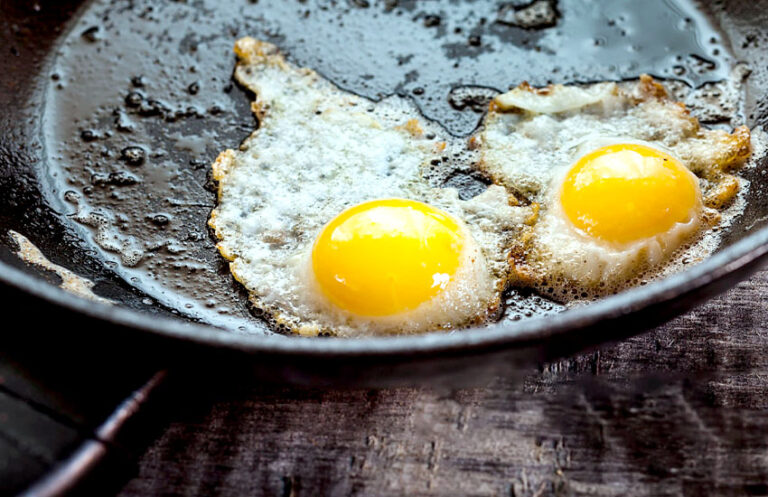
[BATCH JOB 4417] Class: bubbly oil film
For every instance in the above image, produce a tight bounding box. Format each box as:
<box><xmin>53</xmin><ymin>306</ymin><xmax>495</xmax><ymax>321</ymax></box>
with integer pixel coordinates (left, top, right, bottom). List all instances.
<box><xmin>41</xmin><ymin>0</ymin><xmax>750</xmax><ymax>336</ymax></box>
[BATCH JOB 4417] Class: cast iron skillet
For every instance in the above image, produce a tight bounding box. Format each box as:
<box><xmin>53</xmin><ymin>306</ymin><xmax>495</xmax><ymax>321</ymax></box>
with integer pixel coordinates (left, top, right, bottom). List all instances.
<box><xmin>2</xmin><ymin>0</ymin><xmax>768</xmax><ymax>387</ymax></box>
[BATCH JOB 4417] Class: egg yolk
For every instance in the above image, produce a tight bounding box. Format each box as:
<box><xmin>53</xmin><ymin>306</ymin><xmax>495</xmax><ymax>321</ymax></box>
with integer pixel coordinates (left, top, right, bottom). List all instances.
<box><xmin>312</xmin><ymin>199</ymin><xmax>465</xmax><ymax>317</ymax></box>
<box><xmin>561</xmin><ymin>143</ymin><xmax>701</xmax><ymax>244</ymax></box>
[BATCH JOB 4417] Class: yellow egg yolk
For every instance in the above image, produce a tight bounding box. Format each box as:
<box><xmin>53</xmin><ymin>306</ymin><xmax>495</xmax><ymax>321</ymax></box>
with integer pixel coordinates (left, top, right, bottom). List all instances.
<box><xmin>312</xmin><ymin>199</ymin><xmax>465</xmax><ymax>317</ymax></box>
<box><xmin>561</xmin><ymin>143</ymin><xmax>702</xmax><ymax>244</ymax></box>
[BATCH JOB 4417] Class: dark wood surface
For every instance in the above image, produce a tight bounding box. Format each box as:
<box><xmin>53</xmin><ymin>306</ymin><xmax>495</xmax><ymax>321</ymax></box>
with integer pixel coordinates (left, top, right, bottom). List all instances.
<box><xmin>0</xmin><ymin>280</ymin><xmax>170</xmax><ymax>497</ymax></box>
<box><xmin>115</xmin><ymin>268</ymin><xmax>768</xmax><ymax>497</ymax></box>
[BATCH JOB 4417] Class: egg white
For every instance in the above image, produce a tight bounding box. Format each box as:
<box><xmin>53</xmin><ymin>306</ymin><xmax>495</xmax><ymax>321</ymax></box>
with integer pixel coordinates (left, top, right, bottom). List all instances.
<box><xmin>209</xmin><ymin>38</ymin><xmax>528</xmax><ymax>336</ymax></box>
<box><xmin>476</xmin><ymin>75</ymin><xmax>753</xmax><ymax>300</ymax></box>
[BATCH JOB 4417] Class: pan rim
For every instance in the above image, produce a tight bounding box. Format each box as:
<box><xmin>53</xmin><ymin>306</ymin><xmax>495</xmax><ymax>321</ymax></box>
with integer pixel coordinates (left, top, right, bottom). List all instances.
<box><xmin>2</xmin><ymin>222</ymin><xmax>768</xmax><ymax>358</ymax></box>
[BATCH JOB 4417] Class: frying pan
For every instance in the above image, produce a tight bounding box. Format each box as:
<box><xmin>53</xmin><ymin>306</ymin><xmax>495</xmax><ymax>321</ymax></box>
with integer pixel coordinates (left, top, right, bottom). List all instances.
<box><xmin>2</xmin><ymin>0</ymin><xmax>768</xmax><ymax>388</ymax></box>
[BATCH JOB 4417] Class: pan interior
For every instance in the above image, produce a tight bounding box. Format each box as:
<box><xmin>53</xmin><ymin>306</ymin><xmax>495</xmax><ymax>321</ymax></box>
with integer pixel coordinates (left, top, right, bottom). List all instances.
<box><xmin>32</xmin><ymin>0</ymin><xmax>767</xmax><ymax>337</ymax></box>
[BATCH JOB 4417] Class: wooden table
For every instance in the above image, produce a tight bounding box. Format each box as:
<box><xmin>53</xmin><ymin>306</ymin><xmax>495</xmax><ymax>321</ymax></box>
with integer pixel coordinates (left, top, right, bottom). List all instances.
<box><xmin>111</xmin><ymin>269</ymin><xmax>768</xmax><ymax>497</ymax></box>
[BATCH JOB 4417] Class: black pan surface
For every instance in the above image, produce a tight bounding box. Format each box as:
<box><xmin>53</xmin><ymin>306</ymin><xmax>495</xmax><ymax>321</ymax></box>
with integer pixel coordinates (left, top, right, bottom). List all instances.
<box><xmin>2</xmin><ymin>0</ymin><xmax>768</xmax><ymax>385</ymax></box>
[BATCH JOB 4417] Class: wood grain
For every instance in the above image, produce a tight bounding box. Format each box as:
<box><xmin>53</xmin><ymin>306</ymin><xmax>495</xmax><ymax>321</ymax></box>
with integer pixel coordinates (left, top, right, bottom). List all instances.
<box><xmin>118</xmin><ymin>269</ymin><xmax>768</xmax><ymax>497</ymax></box>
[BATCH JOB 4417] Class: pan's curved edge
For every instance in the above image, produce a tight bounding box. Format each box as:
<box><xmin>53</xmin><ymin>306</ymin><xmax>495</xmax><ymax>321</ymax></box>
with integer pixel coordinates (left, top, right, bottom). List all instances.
<box><xmin>1</xmin><ymin>222</ymin><xmax>767</xmax><ymax>359</ymax></box>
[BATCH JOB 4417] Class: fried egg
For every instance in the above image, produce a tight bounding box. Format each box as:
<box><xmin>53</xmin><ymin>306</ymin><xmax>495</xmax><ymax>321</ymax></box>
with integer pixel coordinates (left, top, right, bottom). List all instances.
<box><xmin>209</xmin><ymin>38</ymin><xmax>527</xmax><ymax>336</ymax></box>
<box><xmin>475</xmin><ymin>76</ymin><xmax>753</xmax><ymax>301</ymax></box>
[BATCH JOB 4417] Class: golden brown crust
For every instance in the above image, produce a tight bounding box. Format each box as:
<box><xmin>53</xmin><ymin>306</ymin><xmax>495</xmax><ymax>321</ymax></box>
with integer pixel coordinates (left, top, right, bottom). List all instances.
<box><xmin>487</xmin><ymin>99</ymin><xmax>502</xmax><ymax>114</ymax></box>
<box><xmin>714</xmin><ymin>125</ymin><xmax>752</xmax><ymax>172</ymax></box>
<box><xmin>234</xmin><ymin>37</ymin><xmax>284</xmax><ymax>67</ymax></box>
<box><xmin>397</xmin><ymin>118</ymin><xmax>424</xmax><ymax>137</ymax></box>
<box><xmin>636</xmin><ymin>74</ymin><xmax>669</xmax><ymax>101</ymax></box>
<box><xmin>518</xmin><ymin>81</ymin><xmax>554</xmax><ymax>96</ymax></box>
<box><xmin>209</xmin><ymin>149</ymin><xmax>239</xmax><ymax>262</ymax></box>
<box><xmin>250</xmin><ymin>101</ymin><xmax>267</xmax><ymax>120</ymax></box>
<box><xmin>507</xmin><ymin>227</ymin><xmax>536</xmax><ymax>286</ymax></box>
<box><xmin>211</xmin><ymin>149</ymin><xmax>236</xmax><ymax>182</ymax></box>
<box><xmin>524</xmin><ymin>202</ymin><xmax>539</xmax><ymax>226</ymax></box>
<box><xmin>704</xmin><ymin>174</ymin><xmax>741</xmax><ymax>209</ymax></box>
